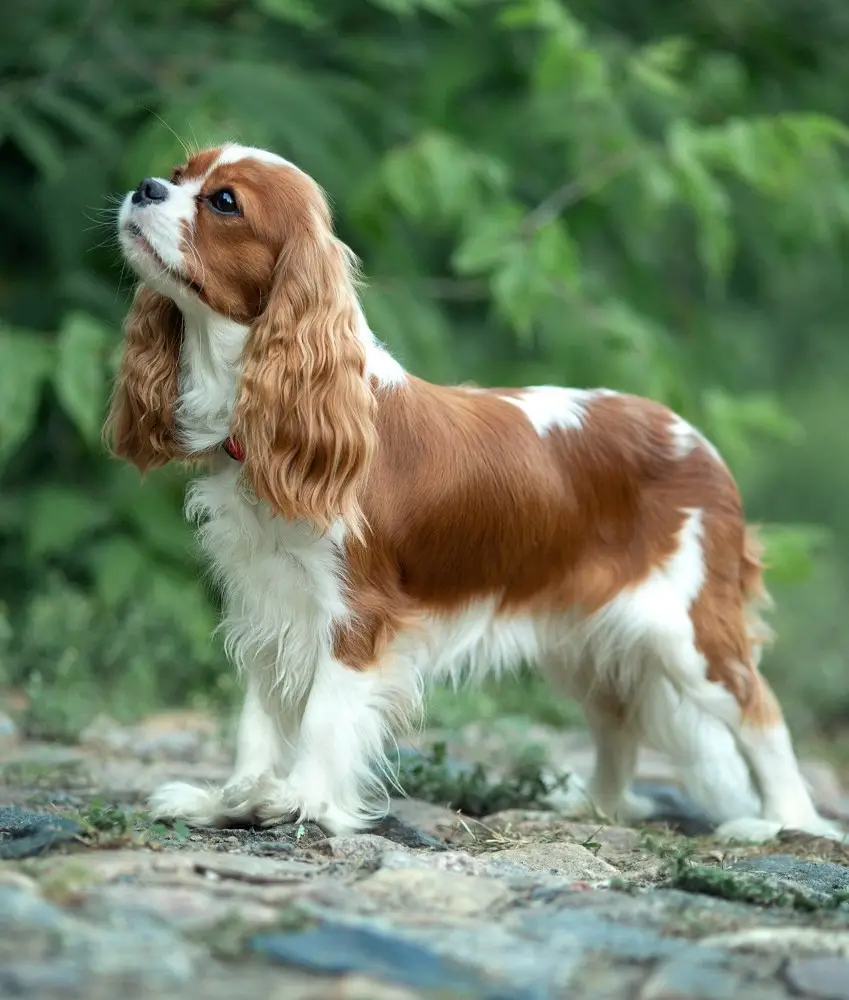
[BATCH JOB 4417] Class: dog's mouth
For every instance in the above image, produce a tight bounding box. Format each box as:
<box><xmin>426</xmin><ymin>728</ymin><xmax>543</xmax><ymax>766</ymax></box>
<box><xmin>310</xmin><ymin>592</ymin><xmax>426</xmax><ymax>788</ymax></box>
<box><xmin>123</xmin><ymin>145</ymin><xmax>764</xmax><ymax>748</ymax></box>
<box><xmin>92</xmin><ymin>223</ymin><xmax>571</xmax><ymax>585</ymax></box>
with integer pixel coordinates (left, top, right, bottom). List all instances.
<box><xmin>124</xmin><ymin>223</ymin><xmax>203</xmax><ymax>296</ymax></box>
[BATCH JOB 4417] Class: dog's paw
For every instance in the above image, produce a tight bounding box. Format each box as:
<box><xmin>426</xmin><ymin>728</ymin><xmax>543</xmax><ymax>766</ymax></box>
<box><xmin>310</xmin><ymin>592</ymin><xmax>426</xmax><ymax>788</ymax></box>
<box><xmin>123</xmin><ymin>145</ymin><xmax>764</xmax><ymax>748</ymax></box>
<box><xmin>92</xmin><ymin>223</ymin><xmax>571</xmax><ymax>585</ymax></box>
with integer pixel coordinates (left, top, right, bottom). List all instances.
<box><xmin>149</xmin><ymin>781</ymin><xmax>226</xmax><ymax>828</ymax></box>
<box><xmin>252</xmin><ymin>775</ymin><xmax>370</xmax><ymax>836</ymax></box>
<box><xmin>715</xmin><ymin>815</ymin><xmax>846</xmax><ymax>845</ymax></box>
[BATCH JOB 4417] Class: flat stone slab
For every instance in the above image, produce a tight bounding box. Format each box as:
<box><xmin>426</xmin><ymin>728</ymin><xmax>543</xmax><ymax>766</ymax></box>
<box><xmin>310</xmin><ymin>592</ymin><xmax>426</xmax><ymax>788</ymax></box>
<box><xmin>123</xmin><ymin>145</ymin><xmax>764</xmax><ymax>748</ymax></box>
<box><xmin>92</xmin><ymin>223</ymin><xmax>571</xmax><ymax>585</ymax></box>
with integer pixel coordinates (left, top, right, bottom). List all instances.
<box><xmin>0</xmin><ymin>806</ymin><xmax>82</xmax><ymax>860</ymax></box>
<box><xmin>730</xmin><ymin>855</ymin><xmax>849</xmax><ymax>899</ymax></box>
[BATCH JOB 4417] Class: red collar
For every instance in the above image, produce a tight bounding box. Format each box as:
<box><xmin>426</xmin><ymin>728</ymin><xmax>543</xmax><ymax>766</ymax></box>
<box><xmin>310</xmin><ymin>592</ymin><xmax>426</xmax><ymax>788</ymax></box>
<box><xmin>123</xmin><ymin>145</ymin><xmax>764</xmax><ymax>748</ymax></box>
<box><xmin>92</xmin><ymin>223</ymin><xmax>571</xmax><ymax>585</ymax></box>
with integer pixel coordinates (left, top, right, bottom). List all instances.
<box><xmin>223</xmin><ymin>438</ymin><xmax>245</xmax><ymax>462</ymax></box>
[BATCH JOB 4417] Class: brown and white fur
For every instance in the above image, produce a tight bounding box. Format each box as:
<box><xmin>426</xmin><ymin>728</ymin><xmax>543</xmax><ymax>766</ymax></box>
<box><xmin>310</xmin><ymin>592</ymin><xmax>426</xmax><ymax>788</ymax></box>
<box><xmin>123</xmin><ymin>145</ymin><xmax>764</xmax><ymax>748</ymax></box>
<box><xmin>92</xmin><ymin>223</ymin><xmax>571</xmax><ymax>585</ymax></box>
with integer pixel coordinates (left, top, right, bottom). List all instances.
<box><xmin>105</xmin><ymin>142</ymin><xmax>841</xmax><ymax>843</ymax></box>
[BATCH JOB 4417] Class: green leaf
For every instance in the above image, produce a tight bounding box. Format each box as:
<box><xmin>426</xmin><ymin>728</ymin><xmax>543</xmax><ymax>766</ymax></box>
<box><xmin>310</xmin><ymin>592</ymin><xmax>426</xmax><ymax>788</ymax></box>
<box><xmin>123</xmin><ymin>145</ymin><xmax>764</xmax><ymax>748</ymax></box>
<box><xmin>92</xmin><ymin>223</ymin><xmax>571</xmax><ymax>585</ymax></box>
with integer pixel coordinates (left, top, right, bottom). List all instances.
<box><xmin>54</xmin><ymin>313</ymin><xmax>111</xmax><ymax>446</ymax></box>
<box><xmin>173</xmin><ymin>819</ymin><xmax>191</xmax><ymax>843</ymax></box>
<box><xmin>118</xmin><ymin>484</ymin><xmax>194</xmax><ymax>561</ymax></box>
<box><xmin>491</xmin><ymin>246</ymin><xmax>545</xmax><ymax>339</ymax></box>
<box><xmin>368</xmin><ymin>0</ymin><xmax>473</xmax><ymax>18</ymax></box>
<box><xmin>667</xmin><ymin>120</ymin><xmax>733</xmax><ymax>282</ymax></box>
<box><xmin>506</xmin><ymin>1</ymin><xmax>610</xmax><ymax>99</ymax></box>
<box><xmin>456</xmin><ymin>212</ymin><xmax>580</xmax><ymax>339</ymax></box>
<box><xmin>382</xmin><ymin>131</ymin><xmax>508</xmax><ymax>225</ymax></box>
<box><xmin>0</xmin><ymin>328</ymin><xmax>54</xmax><ymax>465</ymax></box>
<box><xmin>28</xmin><ymin>90</ymin><xmax>114</xmax><ymax>149</ymax></box>
<box><xmin>87</xmin><ymin>538</ymin><xmax>152</xmax><ymax>607</ymax></box>
<box><xmin>499</xmin><ymin>0</ymin><xmax>582</xmax><ymax>34</ymax></box>
<box><xmin>637</xmin><ymin>154</ymin><xmax>678</xmax><ymax>209</ymax></box>
<box><xmin>252</xmin><ymin>0</ymin><xmax>324</xmax><ymax>26</ymax></box>
<box><xmin>686</xmin><ymin>115</ymin><xmax>849</xmax><ymax>245</ymax></box>
<box><xmin>591</xmin><ymin>301</ymin><xmax>663</xmax><ymax>357</ymax></box>
<box><xmin>25</xmin><ymin>486</ymin><xmax>111</xmax><ymax>558</ymax></box>
<box><xmin>1</xmin><ymin>105</ymin><xmax>65</xmax><ymax>181</ymax></box>
<box><xmin>638</xmin><ymin>36</ymin><xmax>690</xmax><ymax>76</ymax></box>
<box><xmin>533</xmin><ymin>220</ymin><xmax>580</xmax><ymax>289</ymax></box>
<box><xmin>629</xmin><ymin>36</ymin><xmax>690</xmax><ymax>99</ymax></box>
<box><xmin>702</xmin><ymin>389</ymin><xmax>803</xmax><ymax>469</ymax></box>
<box><xmin>382</xmin><ymin>147</ymin><xmax>432</xmax><ymax>222</ymax></box>
<box><xmin>533</xmin><ymin>31</ymin><xmax>608</xmax><ymax>97</ymax></box>
<box><xmin>452</xmin><ymin>204</ymin><xmax>524</xmax><ymax>274</ymax></box>
<box><xmin>759</xmin><ymin>524</ymin><xmax>832</xmax><ymax>585</ymax></box>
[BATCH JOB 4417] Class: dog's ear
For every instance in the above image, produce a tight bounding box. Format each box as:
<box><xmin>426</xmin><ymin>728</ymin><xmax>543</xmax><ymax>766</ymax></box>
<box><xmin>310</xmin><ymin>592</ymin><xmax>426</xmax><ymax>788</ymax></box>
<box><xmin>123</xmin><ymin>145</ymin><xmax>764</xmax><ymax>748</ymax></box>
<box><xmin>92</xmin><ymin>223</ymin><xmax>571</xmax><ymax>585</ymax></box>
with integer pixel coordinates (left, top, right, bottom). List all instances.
<box><xmin>231</xmin><ymin>199</ymin><xmax>376</xmax><ymax>536</ymax></box>
<box><xmin>104</xmin><ymin>285</ymin><xmax>184</xmax><ymax>471</ymax></box>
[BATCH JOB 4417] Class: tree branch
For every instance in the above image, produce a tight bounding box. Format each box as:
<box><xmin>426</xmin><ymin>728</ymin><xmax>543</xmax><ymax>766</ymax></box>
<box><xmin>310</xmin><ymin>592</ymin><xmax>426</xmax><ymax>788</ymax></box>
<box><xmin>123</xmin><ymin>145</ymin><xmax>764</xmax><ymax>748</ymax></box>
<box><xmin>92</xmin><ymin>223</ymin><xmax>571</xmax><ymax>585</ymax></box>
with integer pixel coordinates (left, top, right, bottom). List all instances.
<box><xmin>519</xmin><ymin>146</ymin><xmax>646</xmax><ymax>237</ymax></box>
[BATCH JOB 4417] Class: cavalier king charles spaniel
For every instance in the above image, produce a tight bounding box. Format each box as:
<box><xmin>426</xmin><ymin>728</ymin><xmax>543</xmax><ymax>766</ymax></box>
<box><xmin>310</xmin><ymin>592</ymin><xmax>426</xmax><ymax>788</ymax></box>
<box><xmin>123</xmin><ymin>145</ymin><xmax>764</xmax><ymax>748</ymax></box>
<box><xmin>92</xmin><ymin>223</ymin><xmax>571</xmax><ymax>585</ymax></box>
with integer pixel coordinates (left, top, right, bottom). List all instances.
<box><xmin>105</xmin><ymin>143</ymin><xmax>841</xmax><ymax>843</ymax></box>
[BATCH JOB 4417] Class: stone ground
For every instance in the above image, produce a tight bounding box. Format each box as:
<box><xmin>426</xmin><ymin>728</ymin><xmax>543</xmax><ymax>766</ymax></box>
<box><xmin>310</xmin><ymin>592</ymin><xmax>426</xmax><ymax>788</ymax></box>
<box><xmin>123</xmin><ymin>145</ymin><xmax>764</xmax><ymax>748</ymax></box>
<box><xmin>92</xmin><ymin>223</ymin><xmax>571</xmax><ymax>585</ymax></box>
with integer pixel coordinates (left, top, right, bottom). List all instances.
<box><xmin>4</xmin><ymin>710</ymin><xmax>849</xmax><ymax>999</ymax></box>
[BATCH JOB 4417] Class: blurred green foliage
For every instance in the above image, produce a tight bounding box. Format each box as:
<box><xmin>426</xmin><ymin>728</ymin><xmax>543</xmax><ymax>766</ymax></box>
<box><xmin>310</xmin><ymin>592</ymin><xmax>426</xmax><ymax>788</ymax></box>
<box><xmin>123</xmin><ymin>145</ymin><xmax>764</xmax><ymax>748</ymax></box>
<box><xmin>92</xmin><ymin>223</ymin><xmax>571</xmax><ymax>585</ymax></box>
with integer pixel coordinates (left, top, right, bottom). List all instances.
<box><xmin>2</xmin><ymin>0</ymin><xmax>849</xmax><ymax>739</ymax></box>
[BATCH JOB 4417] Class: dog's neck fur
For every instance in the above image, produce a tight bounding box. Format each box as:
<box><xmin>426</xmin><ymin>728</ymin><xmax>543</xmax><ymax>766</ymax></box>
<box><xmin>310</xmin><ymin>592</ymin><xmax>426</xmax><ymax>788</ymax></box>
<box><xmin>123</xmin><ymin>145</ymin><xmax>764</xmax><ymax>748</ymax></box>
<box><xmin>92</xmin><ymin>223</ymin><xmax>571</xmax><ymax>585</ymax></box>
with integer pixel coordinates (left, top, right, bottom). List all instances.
<box><xmin>173</xmin><ymin>301</ymin><xmax>406</xmax><ymax>456</ymax></box>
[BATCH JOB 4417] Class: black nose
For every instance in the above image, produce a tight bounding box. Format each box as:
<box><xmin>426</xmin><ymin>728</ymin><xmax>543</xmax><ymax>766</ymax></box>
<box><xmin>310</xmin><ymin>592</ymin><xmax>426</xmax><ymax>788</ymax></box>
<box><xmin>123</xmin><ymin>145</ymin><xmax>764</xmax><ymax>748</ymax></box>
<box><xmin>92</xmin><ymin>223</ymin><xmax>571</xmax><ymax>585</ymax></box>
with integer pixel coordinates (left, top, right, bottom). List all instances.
<box><xmin>131</xmin><ymin>177</ymin><xmax>169</xmax><ymax>207</ymax></box>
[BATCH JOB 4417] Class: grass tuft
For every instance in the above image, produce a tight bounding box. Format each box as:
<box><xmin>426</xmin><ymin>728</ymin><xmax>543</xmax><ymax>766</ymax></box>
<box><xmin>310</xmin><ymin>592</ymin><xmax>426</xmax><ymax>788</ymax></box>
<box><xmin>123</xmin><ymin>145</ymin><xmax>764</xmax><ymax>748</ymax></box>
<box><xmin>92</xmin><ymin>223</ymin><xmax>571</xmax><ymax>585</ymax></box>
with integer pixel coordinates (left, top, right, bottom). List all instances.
<box><xmin>398</xmin><ymin>740</ymin><xmax>568</xmax><ymax>816</ymax></box>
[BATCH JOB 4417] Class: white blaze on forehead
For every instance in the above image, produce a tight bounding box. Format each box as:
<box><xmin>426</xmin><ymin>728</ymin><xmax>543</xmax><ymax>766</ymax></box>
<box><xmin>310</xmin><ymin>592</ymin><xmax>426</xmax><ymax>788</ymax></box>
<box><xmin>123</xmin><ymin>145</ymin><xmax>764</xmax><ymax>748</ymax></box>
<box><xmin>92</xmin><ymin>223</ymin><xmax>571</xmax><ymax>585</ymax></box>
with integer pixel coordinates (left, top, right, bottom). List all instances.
<box><xmin>502</xmin><ymin>386</ymin><xmax>610</xmax><ymax>435</ymax></box>
<box><xmin>214</xmin><ymin>143</ymin><xmax>299</xmax><ymax>172</ymax></box>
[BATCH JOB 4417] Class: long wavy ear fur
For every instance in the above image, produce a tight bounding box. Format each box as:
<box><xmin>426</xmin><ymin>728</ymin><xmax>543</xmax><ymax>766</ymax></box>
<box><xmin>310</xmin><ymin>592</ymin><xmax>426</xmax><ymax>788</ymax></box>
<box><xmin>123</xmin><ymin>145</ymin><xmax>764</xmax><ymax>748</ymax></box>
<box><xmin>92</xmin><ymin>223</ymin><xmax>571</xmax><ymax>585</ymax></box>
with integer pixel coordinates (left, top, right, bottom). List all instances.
<box><xmin>104</xmin><ymin>285</ymin><xmax>184</xmax><ymax>471</ymax></box>
<box><xmin>230</xmin><ymin>202</ymin><xmax>376</xmax><ymax>536</ymax></box>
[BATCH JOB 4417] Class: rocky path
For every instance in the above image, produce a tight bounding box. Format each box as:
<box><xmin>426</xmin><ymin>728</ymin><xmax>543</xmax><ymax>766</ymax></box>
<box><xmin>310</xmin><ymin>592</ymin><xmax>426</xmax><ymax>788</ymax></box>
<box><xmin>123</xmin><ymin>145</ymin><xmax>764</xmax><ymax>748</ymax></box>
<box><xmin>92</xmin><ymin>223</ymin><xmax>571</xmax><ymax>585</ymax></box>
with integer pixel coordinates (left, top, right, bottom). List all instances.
<box><xmin>3</xmin><ymin>710</ymin><xmax>849</xmax><ymax>999</ymax></box>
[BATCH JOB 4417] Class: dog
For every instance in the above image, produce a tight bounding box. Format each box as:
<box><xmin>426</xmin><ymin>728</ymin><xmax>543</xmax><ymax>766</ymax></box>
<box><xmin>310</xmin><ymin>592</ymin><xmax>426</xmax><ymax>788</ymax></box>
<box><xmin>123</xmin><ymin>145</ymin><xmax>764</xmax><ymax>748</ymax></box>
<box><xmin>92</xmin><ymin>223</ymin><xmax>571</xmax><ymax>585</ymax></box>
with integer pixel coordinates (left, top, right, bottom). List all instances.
<box><xmin>105</xmin><ymin>142</ymin><xmax>841</xmax><ymax>843</ymax></box>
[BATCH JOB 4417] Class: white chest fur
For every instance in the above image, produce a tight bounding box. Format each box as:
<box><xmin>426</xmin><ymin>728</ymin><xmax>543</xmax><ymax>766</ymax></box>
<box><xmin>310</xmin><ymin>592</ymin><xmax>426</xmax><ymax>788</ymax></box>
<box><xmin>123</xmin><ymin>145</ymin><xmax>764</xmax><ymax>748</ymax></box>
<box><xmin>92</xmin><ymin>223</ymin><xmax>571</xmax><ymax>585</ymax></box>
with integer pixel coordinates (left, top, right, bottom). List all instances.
<box><xmin>176</xmin><ymin>312</ymin><xmax>245</xmax><ymax>453</ymax></box>
<box><xmin>186</xmin><ymin>468</ymin><xmax>349</xmax><ymax>701</ymax></box>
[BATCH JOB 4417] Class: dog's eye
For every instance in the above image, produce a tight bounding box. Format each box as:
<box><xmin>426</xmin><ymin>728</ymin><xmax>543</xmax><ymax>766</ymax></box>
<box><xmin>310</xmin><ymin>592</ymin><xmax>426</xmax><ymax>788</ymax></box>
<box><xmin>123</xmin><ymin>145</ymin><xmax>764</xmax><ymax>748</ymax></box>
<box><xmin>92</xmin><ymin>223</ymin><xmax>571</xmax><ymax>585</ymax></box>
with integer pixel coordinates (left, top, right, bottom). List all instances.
<box><xmin>207</xmin><ymin>188</ymin><xmax>240</xmax><ymax>215</ymax></box>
